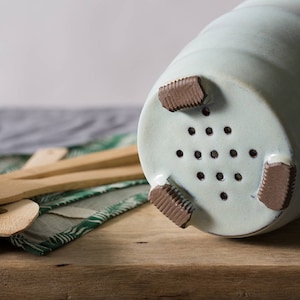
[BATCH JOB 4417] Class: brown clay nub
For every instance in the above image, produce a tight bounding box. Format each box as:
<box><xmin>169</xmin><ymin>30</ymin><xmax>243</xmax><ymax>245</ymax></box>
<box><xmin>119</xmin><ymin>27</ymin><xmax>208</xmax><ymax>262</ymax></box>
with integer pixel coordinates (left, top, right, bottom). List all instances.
<box><xmin>258</xmin><ymin>162</ymin><xmax>296</xmax><ymax>211</ymax></box>
<box><xmin>158</xmin><ymin>76</ymin><xmax>206</xmax><ymax>112</ymax></box>
<box><xmin>149</xmin><ymin>184</ymin><xmax>194</xmax><ymax>228</ymax></box>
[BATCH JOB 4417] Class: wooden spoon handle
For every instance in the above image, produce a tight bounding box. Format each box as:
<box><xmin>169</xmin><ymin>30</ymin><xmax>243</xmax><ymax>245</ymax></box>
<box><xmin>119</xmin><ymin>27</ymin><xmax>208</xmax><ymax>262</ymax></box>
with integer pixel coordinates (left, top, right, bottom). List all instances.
<box><xmin>0</xmin><ymin>165</ymin><xmax>145</xmax><ymax>205</ymax></box>
<box><xmin>1</xmin><ymin>144</ymin><xmax>139</xmax><ymax>180</ymax></box>
<box><xmin>22</xmin><ymin>147</ymin><xmax>68</xmax><ymax>169</ymax></box>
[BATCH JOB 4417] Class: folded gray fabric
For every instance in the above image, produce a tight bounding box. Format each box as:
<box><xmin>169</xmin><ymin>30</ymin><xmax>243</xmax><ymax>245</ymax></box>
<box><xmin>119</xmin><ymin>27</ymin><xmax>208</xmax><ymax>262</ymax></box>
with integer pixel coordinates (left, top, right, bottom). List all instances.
<box><xmin>0</xmin><ymin>107</ymin><xmax>142</xmax><ymax>154</ymax></box>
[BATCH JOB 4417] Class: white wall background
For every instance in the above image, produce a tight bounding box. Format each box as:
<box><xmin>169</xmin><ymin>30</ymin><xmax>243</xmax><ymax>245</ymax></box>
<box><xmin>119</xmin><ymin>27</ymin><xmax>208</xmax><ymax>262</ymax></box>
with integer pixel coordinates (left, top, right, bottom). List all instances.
<box><xmin>0</xmin><ymin>0</ymin><xmax>242</xmax><ymax>108</ymax></box>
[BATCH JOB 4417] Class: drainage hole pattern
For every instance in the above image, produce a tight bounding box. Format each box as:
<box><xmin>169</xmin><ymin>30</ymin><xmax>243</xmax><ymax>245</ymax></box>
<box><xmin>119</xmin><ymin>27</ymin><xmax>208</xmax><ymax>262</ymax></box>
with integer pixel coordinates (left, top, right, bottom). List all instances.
<box><xmin>174</xmin><ymin>107</ymin><xmax>258</xmax><ymax>201</ymax></box>
<box><xmin>176</xmin><ymin>148</ymin><xmax>257</xmax><ymax>161</ymax></box>
<box><xmin>196</xmin><ymin>172</ymin><xmax>243</xmax><ymax>182</ymax></box>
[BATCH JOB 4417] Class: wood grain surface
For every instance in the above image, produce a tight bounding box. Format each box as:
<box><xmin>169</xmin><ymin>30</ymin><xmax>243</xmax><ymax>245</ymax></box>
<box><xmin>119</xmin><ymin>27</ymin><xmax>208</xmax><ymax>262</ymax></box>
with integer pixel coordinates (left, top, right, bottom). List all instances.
<box><xmin>1</xmin><ymin>202</ymin><xmax>300</xmax><ymax>299</ymax></box>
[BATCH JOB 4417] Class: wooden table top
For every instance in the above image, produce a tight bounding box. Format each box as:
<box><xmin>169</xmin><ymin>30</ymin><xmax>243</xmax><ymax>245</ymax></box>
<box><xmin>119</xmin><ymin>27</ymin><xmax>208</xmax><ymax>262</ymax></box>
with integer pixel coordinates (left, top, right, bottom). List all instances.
<box><xmin>1</xmin><ymin>202</ymin><xmax>300</xmax><ymax>299</ymax></box>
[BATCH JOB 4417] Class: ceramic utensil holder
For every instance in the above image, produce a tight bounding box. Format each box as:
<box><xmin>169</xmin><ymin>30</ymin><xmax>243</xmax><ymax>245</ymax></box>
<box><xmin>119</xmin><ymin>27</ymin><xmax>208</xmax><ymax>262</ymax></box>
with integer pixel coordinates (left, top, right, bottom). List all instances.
<box><xmin>138</xmin><ymin>0</ymin><xmax>300</xmax><ymax>237</ymax></box>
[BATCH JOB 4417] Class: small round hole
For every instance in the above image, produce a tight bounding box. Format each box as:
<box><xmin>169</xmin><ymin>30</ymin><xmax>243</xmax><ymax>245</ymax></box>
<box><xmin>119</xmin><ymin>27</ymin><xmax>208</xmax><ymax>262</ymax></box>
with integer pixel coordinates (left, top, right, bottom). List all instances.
<box><xmin>202</xmin><ymin>107</ymin><xmax>210</xmax><ymax>116</ymax></box>
<box><xmin>188</xmin><ymin>127</ymin><xmax>196</xmax><ymax>136</ymax></box>
<box><xmin>249</xmin><ymin>149</ymin><xmax>258</xmax><ymax>158</ymax></box>
<box><xmin>205</xmin><ymin>127</ymin><xmax>213</xmax><ymax>136</ymax></box>
<box><xmin>224</xmin><ymin>126</ymin><xmax>232</xmax><ymax>134</ymax></box>
<box><xmin>220</xmin><ymin>192</ymin><xmax>228</xmax><ymax>200</ymax></box>
<box><xmin>176</xmin><ymin>150</ymin><xmax>184</xmax><ymax>158</ymax></box>
<box><xmin>230</xmin><ymin>149</ymin><xmax>238</xmax><ymax>158</ymax></box>
<box><xmin>234</xmin><ymin>173</ymin><xmax>243</xmax><ymax>181</ymax></box>
<box><xmin>216</xmin><ymin>172</ymin><xmax>224</xmax><ymax>181</ymax></box>
<box><xmin>194</xmin><ymin>151</ymin><xmax>202</xmax><ymax>160</ymax></box>
<box><xmin>197</xmin><ymin>172</ymin><xmax>205</xmax><ymax>181</ymax></box>
<box><xmin>210</xmin><ymin>150</ymin><xmax>219</xmax><ymax>159</ymax></box>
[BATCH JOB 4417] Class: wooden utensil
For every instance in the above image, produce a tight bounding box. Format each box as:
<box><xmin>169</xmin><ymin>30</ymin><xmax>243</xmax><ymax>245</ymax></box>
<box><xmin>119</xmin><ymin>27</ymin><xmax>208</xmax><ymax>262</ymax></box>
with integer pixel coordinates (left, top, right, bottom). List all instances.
<box><xmin>0</xmin><ymin>200</ymin><xmax>39</xmax><ymax>237</ymax></box>
<box><xmin>0</xmin><ymin>147</ymin><xmax>68</xmax><ymax>237</ymax></box>
<box><xmin>0</xmin><ymin>165</ymin><xmax>144</xmax><ymax>205</ymax></box>
<box><xmin>0</xmin><ymin>144</ymin><xmax>144</xmax><ymax>206</ymax></box>
<box><xmin>2</xmin><ymin>144</ymin><xmax>139</xmax><ymax>180</ymax></box>
<box><xmin>22</xmin><ymin>147</ymin><xmax>68</xmax><ymax>169</ymax></box>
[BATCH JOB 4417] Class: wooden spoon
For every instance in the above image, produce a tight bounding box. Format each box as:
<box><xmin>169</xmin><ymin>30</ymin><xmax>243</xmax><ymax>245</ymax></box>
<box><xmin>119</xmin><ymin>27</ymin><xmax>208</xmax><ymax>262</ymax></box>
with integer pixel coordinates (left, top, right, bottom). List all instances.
<box><xmin>0</xmin><ymin>147</ymin><xmax>67</xmax><ymax>237</ymax></box>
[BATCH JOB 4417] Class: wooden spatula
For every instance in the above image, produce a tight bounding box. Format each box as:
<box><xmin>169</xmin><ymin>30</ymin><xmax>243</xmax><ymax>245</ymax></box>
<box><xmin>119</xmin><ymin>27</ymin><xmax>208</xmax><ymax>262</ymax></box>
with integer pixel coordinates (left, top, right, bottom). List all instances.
<box><xmin>0</xmin><ymin>147</ymin><xmax>67</xmax><ymax>237</ymax></box>
<box><xmin>0</xmin><ymin>164</ymin><xmax>144</xmax><ymax>205</ymax></box>
<box><xmin>2</xmin><ymin>144</ymin><xmax>139</xmax><ymax>180</ymax></box>
<box><xmin>22</xmin><ymin>147</ymin><xmax>68</xmax><ymax>169</ymax></box>
<box><xmin>0</xmin><ymin>144</ymin><xmax>144</xmax><ymax>206</ymax></box>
